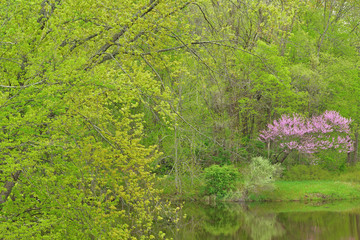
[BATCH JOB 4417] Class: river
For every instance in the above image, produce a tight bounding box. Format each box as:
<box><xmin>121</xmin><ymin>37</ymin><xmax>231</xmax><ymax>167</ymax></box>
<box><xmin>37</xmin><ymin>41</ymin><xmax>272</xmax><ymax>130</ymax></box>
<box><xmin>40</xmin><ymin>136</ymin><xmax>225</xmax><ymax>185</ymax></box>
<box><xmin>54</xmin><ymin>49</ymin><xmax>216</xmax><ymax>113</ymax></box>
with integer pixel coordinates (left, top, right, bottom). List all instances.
<box><xmin>160</xmin><ymin>200</ymin><xmax>360</xmax><ymax>240</ymax></box>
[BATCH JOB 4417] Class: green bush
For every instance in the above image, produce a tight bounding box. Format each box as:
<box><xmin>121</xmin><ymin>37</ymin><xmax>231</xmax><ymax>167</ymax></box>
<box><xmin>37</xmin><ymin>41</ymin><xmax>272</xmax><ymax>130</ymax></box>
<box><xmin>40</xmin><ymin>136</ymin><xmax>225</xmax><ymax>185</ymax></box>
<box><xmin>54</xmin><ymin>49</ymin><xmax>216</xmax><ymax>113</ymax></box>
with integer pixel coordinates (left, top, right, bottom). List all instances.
<box><xmin>212</xmin><ymin>148</ymin><xmax>231</xmax><ymax>166</ymax></box>
<box><xmin>283</xmin><ymin>165</ymin><xmax>333</xmax><ymax>181</ymax></box>
<box><xmin>337</xmin><ymin>163</ymin><xmax>360</xmax><ymax>182</ymax></box>
<box><xmin>244</xmin><ymin>157</ymin><xmax>282</xmax><ymax>195</ymax></box>
<box><xmin>316</xmin><ymin>151</ymin><xmax>347</xmax><ymax>172</ymax></box>
<box><xmin>203</xmin><ymin>165</ymin><xmax>240</xmax><ymax>198</ymax></box>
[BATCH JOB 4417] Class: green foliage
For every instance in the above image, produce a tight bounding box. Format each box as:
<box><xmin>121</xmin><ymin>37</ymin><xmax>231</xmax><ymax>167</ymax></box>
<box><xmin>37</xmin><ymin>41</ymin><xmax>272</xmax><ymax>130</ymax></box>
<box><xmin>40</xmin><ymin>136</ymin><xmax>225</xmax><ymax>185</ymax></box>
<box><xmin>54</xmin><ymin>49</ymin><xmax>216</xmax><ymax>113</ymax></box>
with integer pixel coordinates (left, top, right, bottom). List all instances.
<box><xmin>3</xmin><ymin>1</ymin><xmax>360</xmax><ymax>237</ymax></box>
<box><xmin>152</xmin><ymin>0</ymin><xmax>360</xmax><ymax>189</ymax></box>
<box><xmin>211</xmin><ymin>148</ymin><xmax>231</xmax><ymax>166</ymax></box>
<box><xmin>155</xmin><ymin>174</ymin><xmax>204</xmax><ymax>200</ymax></box>
<box><xmin>203</xmin><ymin>165</ymin><xmax>240</xmax><ymax>198</ymax></box>
<box><xmin>244</xmin><ymin>157</ymin><xmax>282</xmax><ymax>195</ymax></box>
<box><xmin>315</xmin><ymin>151</ymin><xmax>347</xmax><ymax>172</ymax></box>
<box><xmin>283</xmin><ymin>165</ymin><xmax>333</xmax><ymax>181</ymax></box>
<box><xmin>0</xmin><ymin>0</ymin><xmax>189</xmax><ymax>239</ymax></box>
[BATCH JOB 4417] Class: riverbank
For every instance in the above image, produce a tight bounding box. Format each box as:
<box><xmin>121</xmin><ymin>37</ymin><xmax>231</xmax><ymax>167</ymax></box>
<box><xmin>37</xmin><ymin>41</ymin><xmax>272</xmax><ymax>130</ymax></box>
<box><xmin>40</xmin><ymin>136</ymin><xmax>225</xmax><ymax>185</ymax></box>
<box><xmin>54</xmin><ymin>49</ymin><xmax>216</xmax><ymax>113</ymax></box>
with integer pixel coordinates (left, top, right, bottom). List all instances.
<box><xmin>156</xmin><ymin>176</ymin><xmax>360</xmax><ymax>202</ymax></box>
<box><xmin>247</xmin><ymin>181</ymin><xmax>360</xmax><ymax>201</ymax></box>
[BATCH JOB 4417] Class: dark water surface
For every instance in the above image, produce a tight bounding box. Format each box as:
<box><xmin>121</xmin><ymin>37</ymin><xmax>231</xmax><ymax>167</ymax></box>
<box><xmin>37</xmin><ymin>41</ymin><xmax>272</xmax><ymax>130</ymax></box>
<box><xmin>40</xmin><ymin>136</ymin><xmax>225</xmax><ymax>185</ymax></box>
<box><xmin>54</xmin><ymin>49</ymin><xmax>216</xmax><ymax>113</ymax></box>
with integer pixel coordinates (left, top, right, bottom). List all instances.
<box><xmin>162</xmin><ymin>200</ymin><xmax>360</xmax><ymax>240</ymax></box>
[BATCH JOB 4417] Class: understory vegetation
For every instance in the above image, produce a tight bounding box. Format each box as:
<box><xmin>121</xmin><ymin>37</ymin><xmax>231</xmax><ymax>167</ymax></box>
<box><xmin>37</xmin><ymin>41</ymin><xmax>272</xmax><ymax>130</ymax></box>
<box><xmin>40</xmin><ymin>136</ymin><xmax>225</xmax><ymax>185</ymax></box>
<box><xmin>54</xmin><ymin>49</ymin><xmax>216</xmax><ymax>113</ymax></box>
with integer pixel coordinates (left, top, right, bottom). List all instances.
<box><xmin>158</xmin><ymin>161</ymin><xmax>360</xmax><ymax>202</ymax></box>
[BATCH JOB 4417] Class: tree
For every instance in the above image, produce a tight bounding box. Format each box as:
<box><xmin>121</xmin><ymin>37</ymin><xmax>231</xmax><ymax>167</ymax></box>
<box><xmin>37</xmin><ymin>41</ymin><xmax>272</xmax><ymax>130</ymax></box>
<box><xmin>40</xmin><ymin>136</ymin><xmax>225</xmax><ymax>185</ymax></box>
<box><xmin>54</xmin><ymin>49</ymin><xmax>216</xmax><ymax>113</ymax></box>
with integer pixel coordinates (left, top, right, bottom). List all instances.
<box><xmin>259</xmin><ymin>111</ymin><xmax>353</xmax><ymax>163</ymax></box>
<box><xmin>0</xmin><ymin>0</ymin><xmax>188</xmax><ymax>239</ymax></box>
<box><xmin>160</xmin><ymin>0</ymin><xmax>310</xmax><ymax>165</ymax></box>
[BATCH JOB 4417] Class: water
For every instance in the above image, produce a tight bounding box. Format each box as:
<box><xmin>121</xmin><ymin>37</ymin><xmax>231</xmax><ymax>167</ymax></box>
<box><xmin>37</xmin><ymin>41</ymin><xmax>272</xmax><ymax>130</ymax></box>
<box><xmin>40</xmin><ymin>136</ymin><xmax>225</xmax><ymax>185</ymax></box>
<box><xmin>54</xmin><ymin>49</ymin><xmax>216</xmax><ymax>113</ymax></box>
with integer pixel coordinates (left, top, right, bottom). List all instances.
<box><xmin>161</xmin><ymin>200</ymin><xmax>360</xmax><ymax>240</ymax></box>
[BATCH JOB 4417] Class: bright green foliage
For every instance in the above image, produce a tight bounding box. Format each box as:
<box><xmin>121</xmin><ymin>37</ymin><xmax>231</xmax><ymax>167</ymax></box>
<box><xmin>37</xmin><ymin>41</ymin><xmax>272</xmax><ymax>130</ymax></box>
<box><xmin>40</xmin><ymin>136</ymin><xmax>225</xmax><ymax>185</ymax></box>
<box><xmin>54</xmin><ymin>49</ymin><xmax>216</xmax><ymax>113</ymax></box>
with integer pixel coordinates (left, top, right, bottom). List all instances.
<box><xmin>203</xmin><ymin>165</ymin><xmax>239</xmax><ymax>198</ymax></box>
<box><xmin>244</xmin><ymin>157</ymin><xmax>282</xmax><ymax>195</ymax></box>
<box><xmin>0</xmin><ymin>0</ymin><xmax>189</xmax><ymax>239</ymax></box>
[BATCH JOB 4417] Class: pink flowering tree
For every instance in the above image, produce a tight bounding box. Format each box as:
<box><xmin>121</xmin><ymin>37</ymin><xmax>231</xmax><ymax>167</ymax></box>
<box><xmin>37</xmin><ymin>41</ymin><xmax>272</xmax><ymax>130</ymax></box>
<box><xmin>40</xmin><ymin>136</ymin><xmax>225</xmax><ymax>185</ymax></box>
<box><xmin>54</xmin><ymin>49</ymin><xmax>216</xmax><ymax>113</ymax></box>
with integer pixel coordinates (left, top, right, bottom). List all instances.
<box><xmin>259</xmin><ymin>111</ymin><xmax>354</xmax><ymax>163</ymax></box>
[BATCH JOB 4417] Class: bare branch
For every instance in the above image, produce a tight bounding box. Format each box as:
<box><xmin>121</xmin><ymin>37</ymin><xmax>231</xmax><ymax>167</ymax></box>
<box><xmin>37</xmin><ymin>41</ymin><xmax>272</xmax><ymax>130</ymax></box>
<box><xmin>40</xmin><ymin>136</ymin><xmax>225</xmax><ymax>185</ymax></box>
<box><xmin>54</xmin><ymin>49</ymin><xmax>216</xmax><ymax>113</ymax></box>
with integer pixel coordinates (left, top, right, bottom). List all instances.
<box><xmin>0</xmin><ymin>42</ymin><xmax>15</xmax><ymax>45</ymax></box>
<box><xmin>79</xmin><ymin>113</ymin><xmax>124</xmax><ymax>154</ymax></box>
<box><xmin>190</xmin><ymin>2</ymin><xmax>215</xmax><ymax>31</ymax></box>
<box><xmin>0</xmin><ymin>81</ymin><xmax>44</xmax><ymax>89</ymax></box>
<box><xmin>140</xmin><ymin>48</ymin><xmax>246</xmax><ymax>161</ymax></box>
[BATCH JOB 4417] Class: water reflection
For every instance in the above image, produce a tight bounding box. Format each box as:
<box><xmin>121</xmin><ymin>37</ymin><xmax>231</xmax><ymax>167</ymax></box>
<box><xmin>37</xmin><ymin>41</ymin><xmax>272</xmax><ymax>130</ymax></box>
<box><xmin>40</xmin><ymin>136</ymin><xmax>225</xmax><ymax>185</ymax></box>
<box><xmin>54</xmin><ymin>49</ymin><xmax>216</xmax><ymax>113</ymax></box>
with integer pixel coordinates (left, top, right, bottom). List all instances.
<box><xmin>163</xmin><ymin>200</ymin><xmax>360</xmax><ymax>240</ymax></box>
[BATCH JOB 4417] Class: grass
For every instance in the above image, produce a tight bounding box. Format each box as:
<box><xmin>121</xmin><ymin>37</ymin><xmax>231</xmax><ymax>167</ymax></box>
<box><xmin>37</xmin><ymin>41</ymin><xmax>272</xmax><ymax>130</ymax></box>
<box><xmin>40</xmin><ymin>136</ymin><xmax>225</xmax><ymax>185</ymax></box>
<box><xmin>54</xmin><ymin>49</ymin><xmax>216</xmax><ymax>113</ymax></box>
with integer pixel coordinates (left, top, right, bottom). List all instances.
<box><xmin>249</xmin><ymin>180</ymin><xmax>360</xmax><ymax>201</ymax></box>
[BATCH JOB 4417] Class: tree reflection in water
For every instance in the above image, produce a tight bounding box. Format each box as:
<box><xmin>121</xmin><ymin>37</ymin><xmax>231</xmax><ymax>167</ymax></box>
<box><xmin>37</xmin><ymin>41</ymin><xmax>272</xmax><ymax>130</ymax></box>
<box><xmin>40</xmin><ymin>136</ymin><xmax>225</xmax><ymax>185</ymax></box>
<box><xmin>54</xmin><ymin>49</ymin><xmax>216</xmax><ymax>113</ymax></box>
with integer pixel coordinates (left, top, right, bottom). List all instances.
<box><xmin>160</xmin><ymin>200</ymin><xmax>360</xmax><ymax>240</ymax></box>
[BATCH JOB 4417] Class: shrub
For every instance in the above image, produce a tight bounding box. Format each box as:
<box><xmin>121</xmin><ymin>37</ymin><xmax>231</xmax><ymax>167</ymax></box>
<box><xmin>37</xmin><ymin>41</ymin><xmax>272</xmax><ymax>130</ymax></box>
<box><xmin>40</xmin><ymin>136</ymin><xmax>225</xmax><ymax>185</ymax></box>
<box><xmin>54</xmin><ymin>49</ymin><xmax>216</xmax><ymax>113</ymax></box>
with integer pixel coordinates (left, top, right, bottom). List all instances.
<box><xmin>337</xmin><ymin>171</ymin><xmax>360</xmax><ymax>183</ymax></box>
<box><xmin>283</xmin><ymin>165</ymin><xmax>333</xmax><ymax>181</ymax></box>
<box><xmin>203</xmin><ymin>165</ymin><xmax>240</xmax><ymax>198</ymax></box>
<box><xmin>337</xmin><ymin>163</ymin><xmax>360</xmax><ymax>182</ymax></box>
<box><xmin>316</xmin><ymin>151</ymin><xmax>347</xmax><ymax>172</ymax></box>
<box><xmin>212</xmin><ymin>148</ymin><xmax>231</xmax><ymax>166</ymax></box>
<box><xmin>244</xmin><ymin>157</ymin><xmax>282</xmax><ymax>195</ymax></box>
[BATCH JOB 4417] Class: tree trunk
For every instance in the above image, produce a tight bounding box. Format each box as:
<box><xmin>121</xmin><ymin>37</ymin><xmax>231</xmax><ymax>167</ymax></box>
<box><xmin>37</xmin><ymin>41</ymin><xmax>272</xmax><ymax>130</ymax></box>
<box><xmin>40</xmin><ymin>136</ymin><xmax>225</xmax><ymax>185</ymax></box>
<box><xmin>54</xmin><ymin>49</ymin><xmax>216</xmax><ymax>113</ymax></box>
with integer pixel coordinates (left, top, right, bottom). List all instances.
<box><xmin>0</xmin><ymin>170</ymin><xmax>21</xmax><ymax>204</ymax></box>
<box><xmin>348</xmin><ymin>152</ymin><xmax>352</xmax><ymax>165</ymax></box>
<box><xmin>356</xmin><ymin>215</ymin><xmax>360</xmax><ymax>240</ymax></box>
<box><xmin>174</xmin><ymin>86</ymin><xmax>182</xmax><ymax>194</ymax></box>
<box><xmin>248</xmin><ymin>114</ymin><xmax>255</xmax><ymax>140</ymax></box>
<box><xmin>278</xmin><ymin>150</ymin><xmax>292</xmax><ymax>164</ymax></box>
<box><xmin>354</xmin><ymin>130</ymin><xmax>358</xmax><ymax>164</ymax></box>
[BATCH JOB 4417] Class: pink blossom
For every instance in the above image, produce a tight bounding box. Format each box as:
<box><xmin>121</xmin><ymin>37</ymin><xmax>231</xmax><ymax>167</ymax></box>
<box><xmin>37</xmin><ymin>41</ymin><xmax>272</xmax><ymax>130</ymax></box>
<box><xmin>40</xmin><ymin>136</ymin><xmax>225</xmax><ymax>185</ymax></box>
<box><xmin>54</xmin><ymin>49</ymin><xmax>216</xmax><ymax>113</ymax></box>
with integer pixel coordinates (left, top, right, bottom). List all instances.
<box><xmin>259</xmin><ymin>111</ymin><xmax>353</xmax><ymax>154</ymax></box>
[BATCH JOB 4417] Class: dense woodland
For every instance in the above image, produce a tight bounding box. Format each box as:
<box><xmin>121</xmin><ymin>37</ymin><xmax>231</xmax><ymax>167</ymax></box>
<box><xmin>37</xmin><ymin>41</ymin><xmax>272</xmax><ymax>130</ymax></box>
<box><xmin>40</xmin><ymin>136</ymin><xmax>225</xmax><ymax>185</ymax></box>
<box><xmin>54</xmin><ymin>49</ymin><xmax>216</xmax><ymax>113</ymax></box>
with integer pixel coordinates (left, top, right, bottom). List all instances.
<box><xmin>1</xmin><ymin>0</ymin><xmax>360</xmax><ymax>239</ymax></box>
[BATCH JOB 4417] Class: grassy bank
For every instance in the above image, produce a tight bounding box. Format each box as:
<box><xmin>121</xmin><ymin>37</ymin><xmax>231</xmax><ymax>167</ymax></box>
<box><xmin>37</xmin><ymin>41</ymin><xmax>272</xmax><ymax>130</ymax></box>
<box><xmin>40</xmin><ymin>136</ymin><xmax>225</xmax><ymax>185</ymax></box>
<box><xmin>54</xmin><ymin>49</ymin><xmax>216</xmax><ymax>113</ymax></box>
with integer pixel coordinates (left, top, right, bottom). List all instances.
<box><xmin>156</xmin><ymin>176</ymin><xmax>360</xmax><ymax>202</ymax></box>
<box><xmin>248</xmin><ymin>181</ymin><xmax>360</xmax><ymax>201</ymax></box>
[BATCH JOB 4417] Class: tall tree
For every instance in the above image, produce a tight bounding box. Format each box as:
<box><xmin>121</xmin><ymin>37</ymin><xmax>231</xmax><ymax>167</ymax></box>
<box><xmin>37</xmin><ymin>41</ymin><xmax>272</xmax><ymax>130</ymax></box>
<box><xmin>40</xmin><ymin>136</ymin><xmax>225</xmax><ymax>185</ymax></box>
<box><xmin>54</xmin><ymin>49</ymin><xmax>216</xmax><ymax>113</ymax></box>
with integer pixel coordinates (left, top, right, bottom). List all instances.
<box><xmin>0</xmin><ymin>0</ymin><xmax>188</xmax><ymax>238</ymax></box>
